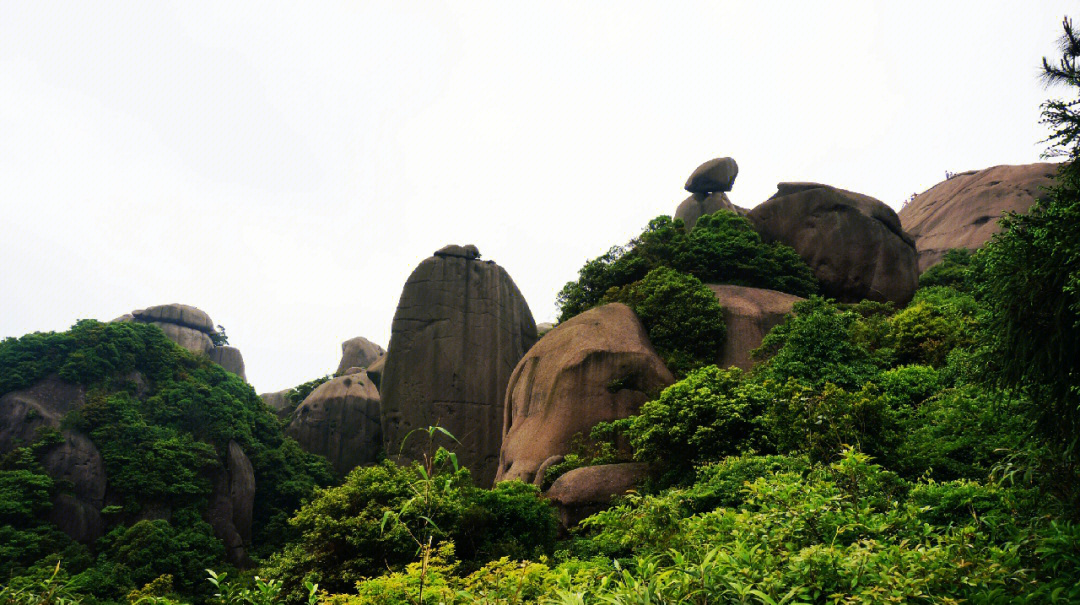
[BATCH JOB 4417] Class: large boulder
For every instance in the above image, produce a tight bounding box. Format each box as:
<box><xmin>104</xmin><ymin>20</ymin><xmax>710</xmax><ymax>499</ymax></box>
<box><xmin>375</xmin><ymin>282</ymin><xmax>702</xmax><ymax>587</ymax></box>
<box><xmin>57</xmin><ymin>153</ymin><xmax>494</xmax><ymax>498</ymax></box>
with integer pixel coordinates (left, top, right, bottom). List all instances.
<box><xmin>380</xmin><ymin>245</ymin><xmax>537</xmax><ymax>486</ymax></box>
<box><xmin>675</xmin><ymin>192</ymin><xmax>742</xmax><ymax>230</ymax></box>
<box><xmin>545</xmin><ymin>462</ymin><xmax>650</xmax><ymax>530</ymax></box>
<box><xmin>747</xmin><ymin>183</ymin><xmax>918</xmax><ymax>305</ymax></box>
<box><xmin>335</xmin><ymin>337</ymin><xmax>386</xmax><ymax>376</ymax></box>
<box><xmin>366</xmin><ymin>354</ymin><xmax>387</xmax><ymax>391</ymax></box>
<box><xmin>495</xmin><ymin>303</ymin><xmax>675</xmax><ymax>485</ymax></box>
<box><xmin>287</xmin><ymin>371</ymin><xmax>382</xmax><ymax>476</ymax></box>
<box><xmin>0</xmin><ymin>376</ymin><xmax>105</xmax><ymax>543</ymax></box>
<box><xmin>898</xmin><ymin>163</ymin><xmax>1059</xmax><ymax>272</ymax></box>
<box><xmin>708</xmin><ymin>285</ymin><xmax>803</xmax><ymax>370</ymax></box>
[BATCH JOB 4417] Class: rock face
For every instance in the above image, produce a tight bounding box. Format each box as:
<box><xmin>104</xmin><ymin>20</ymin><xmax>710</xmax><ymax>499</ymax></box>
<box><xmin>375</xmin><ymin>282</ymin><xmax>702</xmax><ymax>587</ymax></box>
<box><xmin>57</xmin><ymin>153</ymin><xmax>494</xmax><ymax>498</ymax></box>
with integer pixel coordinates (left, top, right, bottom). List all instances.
<box><xmin>120</xmin><ymin>304</ymin><xmax>248</xmax><ymax>382</ymax></box>
<box><xmin>546</xmin><ymin>463</ymin><xmax>650</xmax><ymax>530</ymax></box>
<box><xmin>897</xmin><ymin>163</ymin><xmax>1059</xmax><ymax>272</ymax></box>
<box><xmin>495</xmin><ymin>303</ymin><xmax>675</xmax><ymax>485</ymax></box>
<box><xmin>366</xmin><ymin>354</ymin><xmax>387</xmax><ymax>390</ymax></box>
<box><xmin>708</xmin><ymin>285</ymin><xmax>803</xmax><ymax>370</ymax></box>
<box><xmin>747</xmin><ymin>183</ymin><xmax>919</xmax><ymax>305</ymax></box>
<box><xmin>208</xmin><ymin>346</ymin><xmax>247</xmax><ymax>382</ymax></box>
<box><xmin>380</xmin><ymin>245</ymin><xmax>537</xmax><ymax>486</ymax></box>
<box><xmin>207</xmin><ymin>440</ymin><xmax>256</xmax><ymax>567</ymax></box>
<box><xmin>0</xmin><ymin>377</ymin><xmax>107</xmax><ymax>543</ymax></box>
<box><xmin>676</xmin><ymin>157</ymin><xmax>744</xmax><ymax>230</ymax></box>
<box><xmin>287</xmin><ymin>371</ymin><xmax>382</xmax><ymax>476</ymax></box>
<box><xmin>336</xmin><ymin>337</ymin><xmax>386</xmax><ymax>375</ymax></box>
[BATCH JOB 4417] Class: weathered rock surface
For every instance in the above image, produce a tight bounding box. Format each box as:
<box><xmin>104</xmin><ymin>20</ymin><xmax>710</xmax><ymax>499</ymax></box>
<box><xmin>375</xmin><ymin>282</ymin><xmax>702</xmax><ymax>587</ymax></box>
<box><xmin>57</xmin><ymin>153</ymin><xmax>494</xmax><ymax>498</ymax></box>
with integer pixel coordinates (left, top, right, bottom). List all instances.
<box><xmin>366</xmin><ymin>354</ymin><xmax>387</xmax><ymax>390</ymax></box>
<box><xmin>207</xmin><ymin>440</ymin><xmax>255</xmax><ymax>567</ymax></box>
<box><xmin>546</xmin><ymin>462</ymin><xmax>650</xmax><ymax>530</ymax></box>
<box><xmin>336</xmin><ymin>337</ymin><xmax>386</xmax><ymax>375</ymax></box>
<box><xmin>495</xmin><ymin>303</ymin><xmax>674</xmax><ymax>485</ymax></box>
<box><xmin>0</xmin><ymin>376</ymin><xmax>105</xmax><ymax>542</ymax></box>
<box><xmin>380</xmin><ymin>245</ymin><xmax>537</xmax><ymax>486</ymax></box>
<box><xmin>747</xmin><ymin>183</ymin><xmax>918</xmax><ymax>305</ymax></box>
<box><xmin>708</xmin><ymin>285</ymin><xmax>803</xmax><ymax>370</ymax></box>
<box><xmin>260</xmin><ymin>389</ymin><xmax>294</xmax><ymax>418</ymax></box>
<box><xmin>536</xmin><ymin>322</ymin><xmax>556</xmax><ymax>338</ymax></box>
<box><xmin>287</xmin><ymin>372</ymin><xmax>382</xmax><ymax>475</ymax></box>
<box><xmin>208</xmin><ymin>346</ymin><xmax>246</xmax><ymax>381</ymax></box>
<box><xmin>435</xmin><ymin>243</ymin><xmax>481</xmax><ymax>259</ymax></box>
<box><xmin>685</xmin><ymin>157</ymin><xmax>739</xmax><ymax>193</ymax></box>
<box><xmin>151</xmin><ymin>322</ymin><xmax>215</xmax><ymax>355</ymax></box>
<box><xmin>897</xmin><ymin>163</ymin><xmax>1059</xmax><ymax>272</ymax></box>
<box><xmin>132</xmin><ymin>304</ymin><xmax>215</xmax><ymax>333</ymax></box>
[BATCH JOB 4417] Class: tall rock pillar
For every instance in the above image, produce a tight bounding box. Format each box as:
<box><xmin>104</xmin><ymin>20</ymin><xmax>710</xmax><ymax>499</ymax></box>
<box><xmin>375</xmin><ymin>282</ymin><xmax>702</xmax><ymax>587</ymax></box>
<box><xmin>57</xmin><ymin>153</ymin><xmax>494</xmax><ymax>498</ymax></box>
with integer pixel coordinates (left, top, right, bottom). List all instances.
<box><xmin>380</xmin><ymin>244</ymin><xmax>537</xmax><ymax>486</ymax></box>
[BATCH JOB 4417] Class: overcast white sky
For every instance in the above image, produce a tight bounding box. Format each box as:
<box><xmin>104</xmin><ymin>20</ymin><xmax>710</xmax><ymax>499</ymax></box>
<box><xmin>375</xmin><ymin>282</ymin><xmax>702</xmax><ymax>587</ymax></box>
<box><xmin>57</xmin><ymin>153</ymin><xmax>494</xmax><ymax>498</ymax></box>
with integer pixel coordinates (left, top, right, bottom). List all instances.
<box><xmin>1</xmin><ymin>1</ymin><xmax>1074</xmax><ymax>392</ymax></box>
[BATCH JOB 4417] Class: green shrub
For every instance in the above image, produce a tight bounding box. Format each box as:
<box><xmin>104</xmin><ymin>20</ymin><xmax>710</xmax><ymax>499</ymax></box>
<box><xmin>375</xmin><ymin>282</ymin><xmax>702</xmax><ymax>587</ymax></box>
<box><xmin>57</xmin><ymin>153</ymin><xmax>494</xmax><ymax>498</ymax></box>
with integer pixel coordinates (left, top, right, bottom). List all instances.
<box><xmin>764</xmin><ymin>379</ymin><xmax>891</xmax><ymax>463</ymax></box>
<box><xmin>887</xmin><ymin>286</ymin><xmax>979</xmax><ymax>367</ymax></box>
<box><xmin>557</xmin><ymin>212</ymin><xmax>817</xmax><ymax>321</ymax></box>
<box><xmin>603</xmin><ymin>267</ymin><xmax>726</xmax><ymax>376</ymax></box>
<box><xmin>919</xmin><ymin>248</ymin><xmax>974</xmax><ymax>291</ymax></box>
<box><xmin>605</xmin><ymin>366</ymin><xmax>768</xmax><ymax>484</ymax></box>
<box><xmin>753</xmin><ymin>297</ymin><xmax>880</xmax><ymax>390</ymax></box>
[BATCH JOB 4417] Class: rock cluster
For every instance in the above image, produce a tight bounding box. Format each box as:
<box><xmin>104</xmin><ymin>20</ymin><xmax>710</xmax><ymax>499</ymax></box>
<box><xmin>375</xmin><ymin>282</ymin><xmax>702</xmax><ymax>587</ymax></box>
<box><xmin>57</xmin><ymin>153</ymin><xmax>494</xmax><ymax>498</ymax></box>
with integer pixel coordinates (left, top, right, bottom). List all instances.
<box><xmin>747</xmin><ymin>183</ymin><xmax>919</xmax><ymax>305</ymax></box>
<box><xmin>545</xmin><ymin>462</ymin><xmax>650</xmax><ymax>531</ymax></box>
<box><xmin>380</xmin><ymin>245</ymin><xmax>537</xmax><ymax>486</ymax></box>
<box><xmin>117</xmin><ymin>304</ymin><xmax>247</xmax><ymax>382</ymax></box>
<box><xmin>495</xmin><ymin>303</ymin><xmax>674</xmax><ymax>486</ymax></box>
<box><xmin>675</xmin><ymin>157</ymin><xmax>744</xmax><ymax>229</ymax></box>
<box><xmin>897</xmin><ymin>163</ymin><xmax>1058</xmax><ymax>272</ymax></box>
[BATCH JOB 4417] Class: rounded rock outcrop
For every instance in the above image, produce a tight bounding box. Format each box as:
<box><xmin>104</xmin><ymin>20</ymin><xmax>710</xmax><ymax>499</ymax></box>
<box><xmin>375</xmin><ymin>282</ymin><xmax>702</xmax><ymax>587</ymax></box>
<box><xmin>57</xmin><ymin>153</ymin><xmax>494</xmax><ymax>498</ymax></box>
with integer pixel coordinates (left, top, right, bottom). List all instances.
<box><xmin>380</xmin><ymin>245</ymin><xmax>537</xmax><ymax>486</ymax></box>
<box><xmin>495</xmin><ymin>303</ymin><xmax>674</xmax><ymax>485</ymax></box>
<box><xmin>897</xmin><ymin>163</ymin><xmax>1059</xmax><ymax>272</ymax></box>
<box><xmin>747</xmin><ymin>183</ymin><xmax>918</xmax><ymax>305</ymax></box>
<box><xmin>118</xmin><ymin>304</ymin><xmax>248</xmax><ymax>382</ymax></box>
<box><xmin>675</xmin><ymin>157</ymin><xmax>745</xmax><ymax>230</ymax></box>
<box><xmin>335</xmin><ymin>336</ymin><xmax>386</xmax><ymax>376</ymax></box>
<box><xmin>545</xmin><ymin>462</ymin><xmax>650</xmax><ymax>530</ymax></box>
<box><xmin>287</xmin><ymin>371</ymin><xmax>382</xmax><ymax>476</ymax></box>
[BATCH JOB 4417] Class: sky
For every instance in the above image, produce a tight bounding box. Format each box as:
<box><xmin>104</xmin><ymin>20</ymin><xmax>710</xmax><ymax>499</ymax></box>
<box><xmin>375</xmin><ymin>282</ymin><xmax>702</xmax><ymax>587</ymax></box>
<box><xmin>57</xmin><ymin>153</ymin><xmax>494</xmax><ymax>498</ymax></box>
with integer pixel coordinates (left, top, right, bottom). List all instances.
<box><xmin>1</xmin><ymin>1</ymin><xmax>1075</xmax><ymax>392</ymax></box>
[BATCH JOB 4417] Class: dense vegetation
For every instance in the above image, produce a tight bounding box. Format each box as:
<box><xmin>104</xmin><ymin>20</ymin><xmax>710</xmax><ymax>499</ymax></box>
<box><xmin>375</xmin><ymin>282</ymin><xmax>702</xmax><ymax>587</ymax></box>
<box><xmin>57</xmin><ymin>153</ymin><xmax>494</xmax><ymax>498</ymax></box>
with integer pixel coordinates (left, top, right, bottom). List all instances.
<box><xmin>5</xmin><ymin>16</ymin><xmax>1080</xmax><ymax>605</ymax></box>
<box><xmin>0</xmin><ymin>320</ymin><xmax>333</xmax><ymax>603</ymax></box>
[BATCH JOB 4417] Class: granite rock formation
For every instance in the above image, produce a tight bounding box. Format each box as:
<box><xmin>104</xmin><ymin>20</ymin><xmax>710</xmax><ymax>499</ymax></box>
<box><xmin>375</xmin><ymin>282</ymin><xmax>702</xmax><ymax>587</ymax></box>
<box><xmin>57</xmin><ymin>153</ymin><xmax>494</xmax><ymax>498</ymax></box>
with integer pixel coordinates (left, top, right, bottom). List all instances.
<box><xmin>747</xmin><ymin>183</ymin><xmax>919</xmax><ymax>305</ymax></box>
<box><xmin>708</xmin><ymin>285</ymin><xmax>803</xmax><ymax>370</ymax></box>
<box><xmin>366</xmin><ymin>354</ymin><xmax>387</xmax><ymax>391</ymax></box>
<box><xmin>118</xmin><ymin>304</ymin><xmax>248</xmax><ymax>382</ymax></box>
<box><xmin>207</xmin><ymin>441</ymin><xmax>256</xmax><ymax>567</ymax></box>
<box><xmin>380</xmin><ymin>245</ymin><xmax>537</xmax><ymax>486</ymax></box>
<box><xmin>897</xmin><ymin>163</ymin><xmax>1059</xmax><ymax>272</ymax></box>
<box><xmin>336</xmin><ymin>337</ymin><xmax>386</xmax><ymax>376</ymax></box>
<box><xmin>287</xmin><ymin>371</ymin><xmax>382</xmax><ymax>476</ymax></box>
<box><xmin>545</xmin><ymin>462</ymin><xmax>650</xmax><ymax>530</ymax></box>
<box><xmin>675</xmin><ymin>157</ymin><xmax>744</xmax><ymax>229</ymax></box>
<box><xmin>495</xmin><ymin>303</ymin><xmax>674</xmax><ymax>485</ymax></box>
<box><xmin>260</xmin><ymin>389</ymin><xmax>294</xmax><ymax>419</ymax></box>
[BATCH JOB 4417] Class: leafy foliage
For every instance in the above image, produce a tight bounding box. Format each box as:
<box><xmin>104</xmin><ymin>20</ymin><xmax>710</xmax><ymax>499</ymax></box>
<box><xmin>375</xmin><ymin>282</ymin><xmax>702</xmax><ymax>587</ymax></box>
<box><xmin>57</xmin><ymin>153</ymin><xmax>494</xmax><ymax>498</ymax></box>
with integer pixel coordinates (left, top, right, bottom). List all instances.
<box><xmin>557</xmin><ymin>212</ymin><xmax>817</xmax><ymax>321</ymax></box>
<box><xmin>919</xmin><ymin>248</ymin><xmax>974</xmax><ymax>290</ymax></box>
<box><xmin>603</xmin><ymin>267</ymin><xmax>726</xmax><ymax>376</ymax></box>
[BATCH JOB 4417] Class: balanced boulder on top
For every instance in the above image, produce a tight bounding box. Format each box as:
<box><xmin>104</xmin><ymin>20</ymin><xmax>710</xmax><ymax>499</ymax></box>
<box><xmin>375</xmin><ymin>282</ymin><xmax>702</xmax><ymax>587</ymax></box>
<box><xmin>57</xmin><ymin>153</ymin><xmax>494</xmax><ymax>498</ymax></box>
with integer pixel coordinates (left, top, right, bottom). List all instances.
<box><xmin>380</xmin><ymin>245</ymin><xmax>537</xmax><ymax>486</ymax></box>
<box><xmin>117</xmin><ymin>303</ymin><xmax>247</xmax><ymax>382</ymax></box>
<box><xmin>675</xmin><ymin>157</ymin><xmax>745</xmax><ymax>229</ymax></box>
<box><xmin>898</xmin><ymin>163</ymin><xmax>1058</xmax><ymax>272</ymax></box>
<box><xmin>335</xmin><ymin>336</ymin><xmax>386</xmax><ymax>375</ymax></box>
<box><xmin>747</xmin><ymin>183</ymin><xmax>919</xmax><ymax>305</ymax></box>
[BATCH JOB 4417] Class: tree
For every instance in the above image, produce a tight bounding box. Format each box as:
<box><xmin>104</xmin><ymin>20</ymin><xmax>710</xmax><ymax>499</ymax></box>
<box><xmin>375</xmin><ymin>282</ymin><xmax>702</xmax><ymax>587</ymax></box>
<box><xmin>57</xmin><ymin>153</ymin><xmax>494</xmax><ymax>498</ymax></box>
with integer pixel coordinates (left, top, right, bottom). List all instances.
<box><xmin>974</xmin><ymin>16</ymin><xmax>1080</xmax><ymax>450</ymax></box>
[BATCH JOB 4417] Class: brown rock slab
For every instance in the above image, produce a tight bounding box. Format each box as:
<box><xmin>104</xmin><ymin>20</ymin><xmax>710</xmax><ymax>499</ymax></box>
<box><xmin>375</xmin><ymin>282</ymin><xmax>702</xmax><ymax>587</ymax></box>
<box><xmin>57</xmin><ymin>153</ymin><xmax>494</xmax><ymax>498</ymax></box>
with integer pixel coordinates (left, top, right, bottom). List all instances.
<box><xmin>131</xmin><ymin>303</ymin><xmax>215</xmax><ymax>333</ymax></box>
<box><xmin>380</xmin><ymin>246</ymin><xmax>537</xmax><ymax>486</ymax></box>
<box><xmin>495</xmin><ymin>303</ymin><xmax>674</xmax><ymax>485</ymax></box>
<box><xmin>260</xmin><ymin>389</ymin><xmax>294</xmax><ymax>418</ymax></box>
<box><xmin>366</xmin><ymin>354</ymin><xmax>387</xmax><ymax>390</ymax></box>
<box><xmin>336</xmin><ymin>336</ymin><xmax>385</xmax><ymax>375</ymax></box>
<box><xmin>747</xmin><ymin>183</ymin><xmax>918</xmax><ymax>305</ymax></box>
<box><xmin>287</xmin><ymin>372</ymin><xmax>382</xmax><ymax>475</ymax></box>
<box><xmin>545</xmin><ymin>462</ymin><xmax>650</xmax><ymax>530</ymax></box>
<box><xmin>898</xmin><ymin>163</ymin><xmax>1059</xmax><ymax>272</ymax></box>
<box><xmin>675</xmin><ymin>192</ymin><xmax>743</xmax><ymax>230</ymax></box>
<box><xmin>708</xmin><ymin>285</ymin><xmax>803</xmax><ymax>370</ymax></box>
